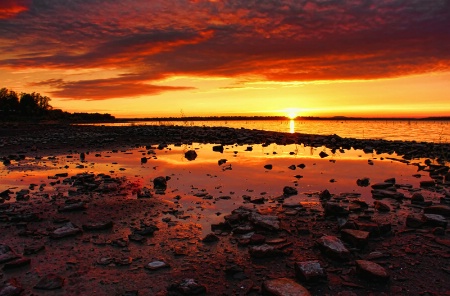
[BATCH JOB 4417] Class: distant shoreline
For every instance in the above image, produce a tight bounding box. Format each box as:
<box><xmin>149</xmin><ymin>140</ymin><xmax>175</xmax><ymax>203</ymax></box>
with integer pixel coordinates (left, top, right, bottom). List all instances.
<box><xmin>114</xmin><ymin>115</ymin><xmax>450</xmax><ymax>122</ymax></box>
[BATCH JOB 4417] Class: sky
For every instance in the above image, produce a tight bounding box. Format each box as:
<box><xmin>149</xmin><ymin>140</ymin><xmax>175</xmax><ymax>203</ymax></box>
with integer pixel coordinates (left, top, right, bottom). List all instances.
<box><xmin>0</xmin><ymin>0</ymin><xmax>449</xmax><ymax>118</ymax></box>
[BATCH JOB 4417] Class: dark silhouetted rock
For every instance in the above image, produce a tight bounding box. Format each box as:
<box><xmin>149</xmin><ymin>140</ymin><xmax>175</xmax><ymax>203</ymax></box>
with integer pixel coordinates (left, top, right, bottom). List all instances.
<box><xmin>283</xmin><ymin>186</ymin><xmax>298</xmax><ymax>196</ymax></box>
<box><xmin>319</xmin><ymin>151</ymin><xmax>328</xmax><ymax>158</ymax></box>
<box><xmin>202</xmin><ymin>233</ymin><xmax>219</xmax><ymax>243</ymax></box>
<box><xmin>424</xmin><ymin>214</ymin><xmax>448</xmax><ymax>228</ymax></box>
<box><xmin>374</xmin><ymin>201</ymin><xmax>391</xmax><ymax>212</ymax></box>
<box><xmin>264</xmin><ymin>164</ymin><xmax>273</xmax><ymax>170</ymax></box>
<box><xmin>262</xmin><ymin>278</ymin><xmax>311</xmax><ymax>296</ymax></box>
<box><xmin>319</xmin><ymin>189</ymin><xmax>331</xmax><ymax>200</ymax></box>
<box><xmin>357</xmin><ymin>178</ymin><xmax>370</xmax><ymax>187</ymax></box>
<box><xmin>324</xmin><ymin>202</ymin><xmax>348</xmax><ymax>216</ymax></box>
<box><xmin>406</xmin><ymin>214</ymin><xmax>425</xmax><ymax>228</ymax></box>
<box><xmin>184</xmin><ymin>150</ymin><xmax>197</xmax><ymax>161</ymax></box>
<box><xmin>424</xmin><ymin>205</ymin><xmax>450</xmax><ymax>217</ymax></box>
<box><xmin>411</xmin><ymin>192</ymin><xmax>424</xmax><ymax>204</ymax></box>
<box><xmin>212</xmin><ymin>145</ymin><xmax>224</xmax><ymax>153</ymax></box>
<box><xmin>153</xmin><ymin>176</ymin><xmax>167</xmax><ymax>190</ymax></box>
<box><xmin>2</xmin><ymin>257</ymin><xmax>31</xmax><ymax>270</ymax></box>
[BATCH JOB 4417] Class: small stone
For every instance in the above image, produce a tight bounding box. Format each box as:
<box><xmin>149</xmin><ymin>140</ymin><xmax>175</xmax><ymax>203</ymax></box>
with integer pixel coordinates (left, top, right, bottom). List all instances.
<box><xmin>2</xmin><ymin>257</ymin><xmax>31</xmax><ymax>270</ymax></box>
<box><xmin>264</xmin><ymin>164</ymin><xmax>273</xmax><ymax>170</ymax></box>
<box><xmin>340</xmin><ymin>229</ymin><xmax>370</xmax><ymax>248</ymax></box>
<box><xmin>316</xmin><ymin>235</ymin><xmax>350</xmax><ymax>261</ymax></box>
<box><xmin>50</xmin><ymin>222</ymin><xmax>81</xmax><ymax>239</ymax></box>
<box><xmin>82</xmin><ymin>221</ymin><xmax>113</xmax><ymax>231</ymax></box>
<box><xmin>356</xmin><ymin>178</ymin><xmax>370</xmax><ymax>187</ymax></box>
<box><xmin>319</xmin><ymin>189</ymin><xmax>331</xmax><ymax>200</ymax></box>
<box><xmin>34</xmin><ymin>274</ymin><xmax>64</xmax><ymax>290</ymax></box>
<box><xmin>319</xmin><ymin>151</ymin><xmax>328</xmax><ymax>158</ymax></box>
<box><xmin>262</xmin><ymin>278</ymin><xmax>311</xmax><ymax>296</ymax></box>
<box><xmin>283</xmin><ymin>186</ymin><xmax>298</xmax><ymax>196</ymax></box>
<box><xmin>249</xmin><ymin>244</ymin><xmax>283</xmax><ymax>258</ymax></box>
<box><xmin>0</xmin><ymin>244</ymin><xmax>18</xmax><ymax>264</ymax></box>
<box><xmin>146</xmin><ymin>260</ymin><xmax>170</xmax><ymax>271</ymax></box>
<box><xmin>184</xmin><ymin>150</ymin><xmax>197</xmax><ymax>161</ymax></box>
<box><xmin>406</xmin><ymin>214</ymin><xmax>425</xmax><ymax>228</ymax></box>
<box><xmin>202</xmin><ymin>233</ymin><xmax>219</xmax><ymax>243</ymax></box>
<box><xmin>424</xmin><ymin>214</ymin><xmax>448</xmax><ymax>228</ymax></box>
<box><xmin>167</xmin><ymin>278</ymin><xmax>206</xmax><ymax>295</ymax></box>
<box><xmin>355</xmin><ymin>260</ymin><xmax>389</xmax><ymax>282</ymax></box>
<box><xmin>374</xmin><ymin>201</ymin><xmax>390</xmax><ymax>212</ymax></box>
<box><xmin>294</xmin><ymin>261</ymin><xmax>326</xmax><ymax>282</ymax></box>
<box><xmin>411</xmin><ymin>193</ymin><xmax>425</xmax><ymax>204</ymax></box>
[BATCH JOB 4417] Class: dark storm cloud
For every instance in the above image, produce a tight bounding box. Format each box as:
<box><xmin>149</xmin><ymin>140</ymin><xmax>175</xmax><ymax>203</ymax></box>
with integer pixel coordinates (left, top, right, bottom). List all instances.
<box><xmin>1</xmin><ymin>0</ymin><xmax>449</xmax><ymax>100</ymax></box>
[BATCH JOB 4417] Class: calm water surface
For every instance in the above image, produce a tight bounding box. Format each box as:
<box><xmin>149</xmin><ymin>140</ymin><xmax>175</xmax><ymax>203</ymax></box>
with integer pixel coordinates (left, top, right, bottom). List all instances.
<box><xmin>1</xmin><ymin>143</ymin><xmax>442</xmax><ymax>234</ymax></box>
<box><xmin>97</xmin><ymin>119</ymin><xmax>450</xmax><ymax>143</ymax></box>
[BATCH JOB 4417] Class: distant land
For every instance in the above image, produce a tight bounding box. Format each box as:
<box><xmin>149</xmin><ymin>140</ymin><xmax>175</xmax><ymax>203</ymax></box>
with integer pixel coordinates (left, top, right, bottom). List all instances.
<box><xmin>115</xmin><ymin>115</ymin><xmax>450</xmax><ymax>122</ymax></box>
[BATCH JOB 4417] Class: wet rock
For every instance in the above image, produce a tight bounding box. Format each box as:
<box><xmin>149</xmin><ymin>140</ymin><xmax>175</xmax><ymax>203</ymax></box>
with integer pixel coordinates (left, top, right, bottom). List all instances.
<box><xmin>316</xmin><ymin>235</ymin><xmax>350</xmax><ymax>261</ymax></box>
<box><xmin>167</xmin><ymin>278</ymin><xmax>207</xmax><ymax>295</ymax></box>
<box><xmin>283</xmin><ymin>186</ymin><xmax>298</xmax><ymax>196</ymax></box>
<box><xmin>406</xmin><ymin>214</ymin><xmax>425</xmax><ymax>228</ymax></box>
<box><xmin>50</xmin><ymin>222</ymin><xmax>82</xmax><ymax>239</ymax></box>
<box><xmin>294</xmin><ymin>261</ymin><xmax>326</xmax><ymax>282</ymax></box>
<box><xmin>324</xmin><ymin>202</ymin><xmax>349</xmax><ymax>216</ymax></box>
<box><xmin>319</xmin><ymin>189</ymin><xmax>331</xmax><ymax>200</ymax></box>
<box><xmin>288</xmin><ymin>164</ymin><xmax>296</xmax><ymax>170</ymax></box>
<box><xmin>184</xmin><ymin>150</ymin><xmax>197</xmax><ymax>161</ymax></box>
<box><xmin>82</xmin><ymin>221</ymin><xmax>113</xmax><ymax>231</ymax></box>
<box><xmin>355</xmin><ymin>260</ymin><xmax>389</xmax><ymax>282</ymax></box>
<box><xmin>340</xmin><ymin>229</ymin><xmax>370</xmax><ymax>248</ymax></box>
<box><xmin>146</xmin><ymin>260</ymin><xmax>170</xmax><ymax>271</ymax></box>
<box><xmin>374</xmin><ymin>201</ymin><xmax>391</xmax><ymax>212</ymax></box>
<box><xmin>249</xmin><ymin>244</ymin><xmax>283</xmax><ymax>258</ymax></box>
<box><xmin>218</xmin><ymin>159</ymin><xmax>227</xmax><ymax>166</ymax></box>
<box><xmin>0</xmin><ymin>278</ymin><xmax>23</xmax><ymax>296</ymax></box>
<box><xmin>212</xmin><ymin>145</ymin><xmax>224</xmax><ymax>153</ymax></box>
<box><xmin>411</xmin><ymin>193</ymin><xmax>425</xmax><ymax>204</ymax></box>
<box><xmin>319</xmin><ymin>151</ymin><xmax>328</xmax><ymax>158</ymax></box>
<box><xmin>424</xmin><ymin>214</ymin><xmax>448</xmax><ymax>228</ymax></box>
<box><xmin>202</xmin><ymin>233</ymin><xmax>219</xmax><ymax>243</ymax></box>
<box><xmin>262</xmin><ymin>278</ymin><xmax>311</xmax><ymax>296</ymax></box>
<box><xmin>371</xmin><ymin>189</ymin><xmax>404</xmax><ymax>200</ymax></box>
<box><xmin>371</xmin><ymin>182</ymin><xmax>394</xmax><ymax>189</ymax></box>
<box><xmin>356</xmin><ymin>178</ymin><xmax>370</xmax><ymax>187</ymax></box>
<box><xmin>264</xmin><ymin>164</ymin><xmax>273</xmax><ymax>170</ymax></box>
<box><xmin>424</xmin><ymin>205</ymin><xmax>450</xmax><ymax>217</ymax></box>
<box><xmin>0</xmin><ymin>245</ymin><xmax>18</xmax><ymax>264</ymax></box>
<box><xmin>58</xmin><ymin>201</ymin><xmax>86</xmax><ymax>212</ymax></box>
<box><xmin>2</xmin><ymin>257</ymin><xmax>31</xmax><ymax>270</ymax></box>
<box><xmin>153</xmin><ymin>176</ymin><xmax>167</xmax><ymax>190</ymax></box>
<box><xmin>420</xmin><ymin>180</ymin><xmax>435</xmax><ymax>187</ymax></box>
<box><xmin>249</xmin><ymin>212</ymin><xmax>280</xmax><ymax>231</ymax></box>
<box><xmin>140</xmin><ymin>157</ymin><xmax>147</xmax><ymax>163</ymax></box>
<box><xmin>34</xmin><ymin>274</ymin><xmax>64</xmax><ymax>290</ymax></box>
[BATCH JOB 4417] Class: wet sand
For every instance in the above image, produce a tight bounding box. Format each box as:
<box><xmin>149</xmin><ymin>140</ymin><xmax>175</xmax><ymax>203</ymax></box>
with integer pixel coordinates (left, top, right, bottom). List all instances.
<box><xmin>1</xmin><ymin>123</ymin><xmax>450</xmax><ymax>296</ymax></box>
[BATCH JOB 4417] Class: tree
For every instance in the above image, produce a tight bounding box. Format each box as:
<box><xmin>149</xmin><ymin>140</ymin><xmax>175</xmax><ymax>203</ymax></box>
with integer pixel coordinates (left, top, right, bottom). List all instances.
<box><xmin>0</xmin><ymin>88</ymin><xmax>20</xmax><ymax>114</ymax></box>
<box><xmin>19</xmin><ymin>93</ymin><xmax>39</xmax><ymax>115</ymax></box>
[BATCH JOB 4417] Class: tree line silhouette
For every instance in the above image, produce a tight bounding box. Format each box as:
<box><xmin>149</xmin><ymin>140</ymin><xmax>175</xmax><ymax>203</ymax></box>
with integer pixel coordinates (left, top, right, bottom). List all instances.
<box><xmin>0</xmin><ymin>87</ymin><xmax>114</xmax><ymax>122</ymax></box>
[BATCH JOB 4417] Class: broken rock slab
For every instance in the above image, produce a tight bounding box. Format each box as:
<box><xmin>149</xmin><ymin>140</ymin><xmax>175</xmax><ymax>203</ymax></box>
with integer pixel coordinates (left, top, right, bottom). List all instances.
<box><xmin>340</xmin><ymin>229</ymin><xmax>370</xmax><ymax>248</ymax></box>
<box><xmin>316</xmin><ymin>235</ymin><xmax>351</xmax><ymax>261</ymax></box>
<box><xmin>294</xmin><ymin>261</ymin><xmax>326</xmax><ymax>283</ymax></box>
<box><xmin>50</xmin><ymin>222</ymin><xmax>82</xmax><ymax>239</ymax></box>
<box><xmin>355</xmin><ymin>260</ymin><xmax>389</xmax><ymax>283</ymax></box>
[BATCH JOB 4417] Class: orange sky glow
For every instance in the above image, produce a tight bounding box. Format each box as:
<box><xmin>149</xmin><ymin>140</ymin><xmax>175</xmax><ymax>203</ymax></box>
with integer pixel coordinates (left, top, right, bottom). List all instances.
<box><xmin>0</xmin><ymin>0</ymin><xmax>449</xmax><ymax>118</ymax></box>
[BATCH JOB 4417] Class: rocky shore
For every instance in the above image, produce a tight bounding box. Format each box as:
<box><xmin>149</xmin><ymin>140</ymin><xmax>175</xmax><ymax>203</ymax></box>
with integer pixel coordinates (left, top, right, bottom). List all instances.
<box><xmin>1</xmin><ymin>123</ymin><xmax>450</xmax><ymax>295</ymax></box>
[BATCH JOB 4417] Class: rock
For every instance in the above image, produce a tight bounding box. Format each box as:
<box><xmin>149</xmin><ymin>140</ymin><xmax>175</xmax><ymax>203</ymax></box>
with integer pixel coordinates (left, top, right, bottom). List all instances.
<box><xmin>319</xmin><ymin>189</ymin><xmax>331</xmax><ymax>200</ymax></box>
<box><xmin>212</xmin><ymin>145</ymin><xmax>224</xmax><ymax>153</ymax></box>
<box><xmin>355</xmin><ymin>260</ymin><xmax>389</xmax><ymax>282</ymax></box>
<box><xmin>384</xmin><ymin>178</ymin><xmax>396</xmax><ymax>184</ymax></box>
<box><xmin>283</xmin><ymin>186</ymin><xmax>298</xmax><ymax>196</ymax></box>
<box><xmin>319</xmin><ymin>151</ymin><xmax>328</xmax><ymax>158</ymax></box>
<box><xmin>420</xmin><ymin>180</ymin><xmax>435</xmax><ymax>187</ymax></box>
<box><xmin>50</xmin><ymin>222</ymin><xmax>82</xmax><ymax>239</ymax></box>
<box><xmin>137</xmin><ymin>187</ymin><xmax>152</xmax><ymax>198</ymax></box>
<box><xmin>288</xmin><ymin>165</ymin><xmax>296</xmax><ymax>170</ymax></box>
<box><xmin>34</xmin><ymin>274</ymin><xmax>64</xmax><ymax>290</ymax></box>
<box><xmin>249</xmin><ymin>233</ymin><xmax>266</xmax><ymax>245</ymax></box>
<box><xmin>294</xmin><ymin>261</ymin><xmax>326</xmax><ymax>282</ymax></box>
<box><xmin>0</xmin><ymin>278</ymin><xmax>23</xmax><ymax>296</ymax></box>
<box><xmin>371</xmin><ymin>189</ymin><xmax>404</xmax><ymax>200</ymax></box>
<box><xmin>264</xmin><ymin>164</ymin><xmax>273</xmax><ymax>170</ymax></box>
<box><xmin>58</xmin><ymin>201</ymin><xmax>86</xmax><ymax>212</ymax></box>
<box><xmin>82</xmin><ymin>221</ymin><xmax>113</xmax><ymax>231</ymax></box>
<box><xmin>140</xmin><ymin>157</ymin><xmax>147</xmax><ymax>163</ymax></box>
<box><xmin>0</xmin><ymin>245</ymin><xmax>19</xmax><ymax>264</ymax></box>
<box><xmin>374</xmin><ymin>201</ymin><xmax>390</xmax><ymax>212</ymax></box>
<box><xmin>249</xmin><ymin>212</ymin><xmax>280</xmax><ymax>231</ymax></box>
<box><xmin>316</xmin><ymin>235</ymin><xmax>350</xmax><ymax>261</ymax></box>
<box><xmin>184</xmin><ymin>150</ymin><xmax>197</xmax><ymax>161</ymax></box>
<box><xmin>218</xmin><ymin>159</ymin><xmax>227</xmax><ymax>166</ymax></box>
<box><xmin>324</xmin><ymin>202</ymin><xmax>349</xmax><ymax>216</ymax></box>
<box><xmin>202</xmin><ymin>233</ymin><xmax>219</xmax><ymax>243</ymax></box>
<box><xmin>424</xmin><ymin>214</ymin><xmax>448</xmax><ymax>228</ymax></box>
<box><xmin>424</xmin><ymin>205</ymin><xmax>450</xmax><ymax>217</ymax></box>
<box><xmin>406</xmin><ymin>214</ymin><xmax>425</xmax><ymax>228</ymax></box>
<box><xmin>146</xmin><ymin>260</ymin><xmax>170</xmax><ymax>271</ymax></box>
<box><xmin>167</xmin><ymin>278</ymin><xmax>206</xmax><ymax>295</ymax></box>
<box><xmin>340</xmin><ymin>229</ymin><xmax>370</xmax><ymax>248</ymax></box>
<box><xmin>356</xmin><ymin>178</ymin><xmax>370</xmax><ymax>187</ymax></box>
<box><xmin>153</xmin><ymin>176</ymin><xmax>167</xmax><ymax>190</ymax></box>
<box><xmin>2</xmin><ymin>257</ymin><xmax>31</xmax><ymax>270</ymax></box>
<box><xmin>411</xmin><ymin>193</ymin><xmax>425</xmax><ymax>204</ymax></box>
<box><xmin>262</xmin><ymin>278</ymin><xmax>311</xmax><ymax>296</ymax></box>
<box><xmin>371</xmin><ymin>182</ymin><xmax>394</xmax><ymax>189</ymax></box>
<box><xmin>249</xmin><ymin>244</ymin><xmax>283</xmax><ymax>258</ymax></box>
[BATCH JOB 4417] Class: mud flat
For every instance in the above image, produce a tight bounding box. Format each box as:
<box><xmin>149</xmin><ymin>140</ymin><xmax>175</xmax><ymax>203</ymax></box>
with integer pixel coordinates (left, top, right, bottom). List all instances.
<box><xmin>1</xmin><ymin>124</ymin><xmax>450</xmax><ymax>295</ymax></box>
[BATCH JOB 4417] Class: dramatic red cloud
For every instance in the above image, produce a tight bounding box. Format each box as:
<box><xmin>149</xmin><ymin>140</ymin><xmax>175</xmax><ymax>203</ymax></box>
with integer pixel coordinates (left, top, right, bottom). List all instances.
<box><xmin>0</xmin><ymin>0</ymin><xmax>31</xmax><ymax>19</ymax></box>
<box><xmin>1</xmin><ymin>0</ymin><xmax>449</xmax><ymax>100</ymax></box>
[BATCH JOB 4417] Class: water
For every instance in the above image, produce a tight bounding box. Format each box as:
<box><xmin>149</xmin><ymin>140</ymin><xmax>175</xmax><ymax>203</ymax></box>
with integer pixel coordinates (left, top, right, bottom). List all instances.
<box><xmin>92</xmin><ymin>119</ymin><xmax>450</xmax><ymax>143</ymax></box>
